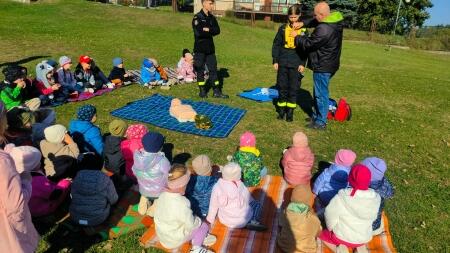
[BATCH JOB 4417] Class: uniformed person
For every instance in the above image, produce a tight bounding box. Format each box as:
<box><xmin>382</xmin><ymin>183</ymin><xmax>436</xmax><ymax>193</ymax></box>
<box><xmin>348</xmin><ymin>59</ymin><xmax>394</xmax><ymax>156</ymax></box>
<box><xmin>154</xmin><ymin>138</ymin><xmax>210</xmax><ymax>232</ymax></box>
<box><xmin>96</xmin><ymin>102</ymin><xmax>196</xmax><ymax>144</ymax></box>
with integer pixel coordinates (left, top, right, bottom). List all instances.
<box><xmin>192</xmin><ymin>0</ymin><xmax>228</xmax><ymax>98</ymax></box>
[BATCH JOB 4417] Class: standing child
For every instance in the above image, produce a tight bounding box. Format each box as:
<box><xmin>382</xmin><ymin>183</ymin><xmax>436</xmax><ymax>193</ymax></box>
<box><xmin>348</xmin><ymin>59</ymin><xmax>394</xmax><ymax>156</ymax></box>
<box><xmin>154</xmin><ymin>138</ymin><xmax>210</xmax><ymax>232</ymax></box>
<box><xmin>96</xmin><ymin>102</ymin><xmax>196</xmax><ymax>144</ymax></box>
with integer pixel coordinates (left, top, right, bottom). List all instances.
<box><xmin>319</xmin><ymin>164</ymin><xmax>380</xmax><ymax>253</ymax></box>
<box><xmin>207</xmin><ymin>162</ymin><xmax>267</xmax><ymax>231</ymax></box>
<box><xmin>35</xmin><ymin>61</ymin><xmax>68</xmax><ymax>106</ymax></box>
<box><xmin>231</xmin><ymin>131</ymin><xmax>267</xmax><ymax>187</ymax></box>
<box><xmin>57</xmin><ymin>56</ymin><xmax>84</xmax><ymax>95</ymax></box>
<box><xmin>177</xmin><ymin>49</ymin><xmax>196</xmax><ymax>83</ymax></box>
<box><xmin>282</xmin><ymin>131</ymin><xmax>314</xmax><ymax>186</ymax></box>
<box><xmin>69</xmin><ymin>104</ymin><xmax>103</xmax><ymax>156</ymax></box>
<box><xmin>109</xmin><ymin>57</ymin><xmax>133</xmax><ymax>86</ymax></box>
<box><xmin>153</xmin><ymin>164</ymin><xmax>216</xmax><ymax>253</ymax></box>
<box><xmin>121</xmin><ymin>124</ymin><xmax>148</xmax><ymax>182</ymax></box>
<box><xmin>186</xmin><ymin>155</ymin><xmax>220</xmax><ymax>217</ymax></box>
<box><xmin>277</xmin><ymin>184</ymin><xmax>322</xmax><ymax>253</ymax></box>
<box><xmin>103</xmin><ymin>119</ymin><xmax>128</xmax><ymax>178</ymax></box>
<box><xmin>313</xmin><ymin>149</ymin><xmax>356</xmax><ymax>215</ymax></box>
<box><xmin>70</xmin><ymin>153</ymin><xmax>118</xmax><ymax>226</ymax></box>
<box><xmin>272</xmin><ymin>4</ymin><xmax>308</xmax><ymax>122</ymax></box>
<box><xmin>361</xmin><ymin>157</ymin><xmax>395</xmax><ymax>235</ymax></box>
<box><xmin>132</xmin><ymin>132</ymin><xmax>171</xmax><ymax>216</ymax></box>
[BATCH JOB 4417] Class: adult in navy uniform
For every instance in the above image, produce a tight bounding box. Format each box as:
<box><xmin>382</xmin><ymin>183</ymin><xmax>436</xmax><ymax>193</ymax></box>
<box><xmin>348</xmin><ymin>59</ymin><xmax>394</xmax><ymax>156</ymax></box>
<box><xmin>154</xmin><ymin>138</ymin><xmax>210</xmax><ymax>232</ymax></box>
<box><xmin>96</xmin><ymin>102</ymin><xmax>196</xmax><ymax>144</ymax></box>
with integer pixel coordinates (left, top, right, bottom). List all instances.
<box><xmin>192</xmin><ymin>0</ymin><xmax>228</xmax><ymax>98</ymax></box>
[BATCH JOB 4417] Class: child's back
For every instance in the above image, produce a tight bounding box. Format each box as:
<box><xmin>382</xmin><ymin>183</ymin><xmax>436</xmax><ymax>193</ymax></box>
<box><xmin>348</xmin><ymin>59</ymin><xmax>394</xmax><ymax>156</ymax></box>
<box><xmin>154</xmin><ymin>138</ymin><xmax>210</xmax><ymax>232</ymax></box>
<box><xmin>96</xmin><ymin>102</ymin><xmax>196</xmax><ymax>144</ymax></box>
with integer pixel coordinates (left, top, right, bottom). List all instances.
<box><xmin>103</xmin><ymin>119</ymin><xmax>128</xmax><ymax>175</ymax></box>
<box><xmin>282</xmin><ymin>132</ymin><xmax>314</xmax><ymax>186</ymax></box>
<box><xmin>232</xmin><ymin>131</ymin><xmax>265</xmax><ymax>187</ymax></box>
<box><xmin>120</xmin><ymin>124</ymin><xmax>148</xmax><ymax>181</ymax></box>
<box><xmin>133</xmin><ymin>150</ymin><xmax>170</xmax><ymax>198</ymax></box>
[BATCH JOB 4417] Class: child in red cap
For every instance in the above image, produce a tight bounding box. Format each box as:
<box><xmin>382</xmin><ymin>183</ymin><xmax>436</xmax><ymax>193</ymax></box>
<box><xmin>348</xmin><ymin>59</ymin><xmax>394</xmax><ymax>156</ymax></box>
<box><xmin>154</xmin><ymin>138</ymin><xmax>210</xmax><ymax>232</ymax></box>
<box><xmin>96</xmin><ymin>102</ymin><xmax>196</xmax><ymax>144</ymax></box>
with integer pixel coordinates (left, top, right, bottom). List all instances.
<box><xmin>74</xmin><ymin>55</ymin><xmax>114</xmax><ymax>93</ymax></box>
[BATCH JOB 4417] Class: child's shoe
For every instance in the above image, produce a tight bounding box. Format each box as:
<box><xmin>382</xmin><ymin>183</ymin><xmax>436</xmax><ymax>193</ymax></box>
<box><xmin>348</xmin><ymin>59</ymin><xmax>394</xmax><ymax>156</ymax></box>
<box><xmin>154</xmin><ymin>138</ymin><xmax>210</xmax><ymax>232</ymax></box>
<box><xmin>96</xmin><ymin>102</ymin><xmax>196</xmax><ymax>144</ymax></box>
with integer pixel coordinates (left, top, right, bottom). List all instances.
<box><xmin>189</xmin><ymin>246</ymin><xmax>214</xmax><ymax>253</ymax></box>
<box><xmin>245</xmin><ymin>220</ymin><xmax>267</xmax><ymax>231</ymax></box>
<box><xmin>106</xmin><ymin>82</ymin><xmax>115</xmax><ymax>89</ymax></box>
<box><xmin>203</xmin><ymin>234</ymin><xmax>217</xmax><ymax>247</ymax></box>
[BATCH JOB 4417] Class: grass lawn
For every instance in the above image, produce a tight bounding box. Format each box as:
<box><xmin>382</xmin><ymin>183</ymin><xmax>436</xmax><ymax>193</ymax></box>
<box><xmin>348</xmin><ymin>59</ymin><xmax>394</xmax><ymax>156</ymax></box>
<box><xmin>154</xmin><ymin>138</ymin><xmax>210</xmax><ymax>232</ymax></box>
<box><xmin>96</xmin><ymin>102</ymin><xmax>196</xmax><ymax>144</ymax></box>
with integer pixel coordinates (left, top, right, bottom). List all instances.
<box><xmin>0</xmin><ymin>0</ymin><xmax>449</xmax><ymax>252</ymax></box>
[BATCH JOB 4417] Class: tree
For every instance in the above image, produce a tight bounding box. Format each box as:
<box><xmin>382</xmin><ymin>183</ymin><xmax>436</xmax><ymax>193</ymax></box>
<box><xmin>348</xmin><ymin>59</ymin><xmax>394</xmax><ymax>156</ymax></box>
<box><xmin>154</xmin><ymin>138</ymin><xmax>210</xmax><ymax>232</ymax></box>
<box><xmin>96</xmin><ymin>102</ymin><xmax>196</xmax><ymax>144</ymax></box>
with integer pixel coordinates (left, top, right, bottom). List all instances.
<box><xmin>354</xmin><ymin>0</ymin><xmax>433</xmax><ymax>35</ymax></box>
<box><xmin>301</xmin><ymin>0</ymin><xmax>358</xmax><ymax>28</ymax></box>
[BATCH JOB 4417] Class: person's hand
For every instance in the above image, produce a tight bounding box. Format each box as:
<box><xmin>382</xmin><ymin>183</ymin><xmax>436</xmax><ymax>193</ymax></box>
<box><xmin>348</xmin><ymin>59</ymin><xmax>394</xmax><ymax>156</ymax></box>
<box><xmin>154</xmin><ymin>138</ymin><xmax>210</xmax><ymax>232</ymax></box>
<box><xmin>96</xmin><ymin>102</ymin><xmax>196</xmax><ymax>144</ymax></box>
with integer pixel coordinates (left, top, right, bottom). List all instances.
<box><xmin>63</xmin><ymin>133</ymin><xmax>74</xmax><ymax>144</ymax></box>
<box><xmin>16</xmin><ymin>80</ymin><xmax>26</xmax><ymax>88</ymax></box>
<box><xmin>273</xmin><ymin>63</ymin><xmax>279</xmax><ymax>71</ymax></box>
<box><xmin>203</xmin><ymin>27</ymin><xmax>210</xmax><ymax>32</ymax></box>
<box><xmin>298</xmin><ymin>65</ymin><xmax>305</xmax><ymax>73</ymax></box>
<box><xmin>292</xmin><ymin>22</ymin><xmax>303</xmax><ymax>30</ymax></box>
<box><xmin>52</xmin><ymin>85</ymin><xmax>60</xmax><ymax>90</ymax></box>
<box><xmin>124</xmin><ymin>73</ymin><xmax>129</xmax><ymax>77</ymax></box>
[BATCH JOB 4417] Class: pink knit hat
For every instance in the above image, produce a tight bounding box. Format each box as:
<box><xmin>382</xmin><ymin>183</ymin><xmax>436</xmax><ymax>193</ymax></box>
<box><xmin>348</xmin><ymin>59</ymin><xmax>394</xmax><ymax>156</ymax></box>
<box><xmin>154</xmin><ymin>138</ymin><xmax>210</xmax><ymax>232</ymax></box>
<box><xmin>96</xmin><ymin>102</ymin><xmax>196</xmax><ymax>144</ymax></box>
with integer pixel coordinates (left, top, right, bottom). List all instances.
<box><xmin>292</xmin><ymin>132</ymin><xmax>308</xmax><ymax>147</ymax></box>
<box><xmin>222</xmin><ymin>162</ymin><xmax>242</xmax><ymax>181</ymax></box>
<box><xmin>126</xmin><ymin>124</ymin><xmax>148</xmax><ymax>140</ymax></box>
<box><xmin>348</xmin><ymin>164</ymin><xmax>371</xmax><ymax>197</ymax></box>
<box><xmin>240</xmin><ymin>131</ymin><xmax>256</xmax><ymax>147</ymax></box>
<box><xmin>5</xmin><ymin>144</ymin><xmax>41</xmax><ymax>173</ymax></box>
<box><xmin>334</xmin><ymin>149</ymin><xmax>357</xmax><ymax>167</ymax></box>
<box><xmin>167</xmin><ymin>170</ymin><xmax>191</xmax><ymax>195</ymax></box>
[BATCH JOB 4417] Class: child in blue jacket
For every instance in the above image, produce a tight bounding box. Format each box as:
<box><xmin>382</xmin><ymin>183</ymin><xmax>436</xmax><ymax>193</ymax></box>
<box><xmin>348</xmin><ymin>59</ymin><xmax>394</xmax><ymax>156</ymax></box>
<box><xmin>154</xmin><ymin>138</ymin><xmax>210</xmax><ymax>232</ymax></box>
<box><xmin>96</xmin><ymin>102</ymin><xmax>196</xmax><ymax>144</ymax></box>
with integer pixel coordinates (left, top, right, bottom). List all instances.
<box><xmin>69</xmin><ymin>104</ymin><xmax>103</xmax><ymax>156</ymax></box>
<box><xmin>140</xmin><ymin>58</ymin><xmax>162</xmax><ymax>87</ymax></box>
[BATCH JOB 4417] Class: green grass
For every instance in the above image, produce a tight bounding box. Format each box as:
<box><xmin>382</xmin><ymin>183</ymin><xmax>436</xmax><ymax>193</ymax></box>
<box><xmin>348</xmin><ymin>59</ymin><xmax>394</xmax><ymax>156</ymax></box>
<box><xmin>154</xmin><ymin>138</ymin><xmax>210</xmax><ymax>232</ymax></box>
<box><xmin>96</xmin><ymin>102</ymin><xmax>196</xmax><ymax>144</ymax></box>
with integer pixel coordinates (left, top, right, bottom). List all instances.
<box><xmin>0</xmin><ymin>0</ymin><xmax>449</xmax><ymax>252</ymax></box>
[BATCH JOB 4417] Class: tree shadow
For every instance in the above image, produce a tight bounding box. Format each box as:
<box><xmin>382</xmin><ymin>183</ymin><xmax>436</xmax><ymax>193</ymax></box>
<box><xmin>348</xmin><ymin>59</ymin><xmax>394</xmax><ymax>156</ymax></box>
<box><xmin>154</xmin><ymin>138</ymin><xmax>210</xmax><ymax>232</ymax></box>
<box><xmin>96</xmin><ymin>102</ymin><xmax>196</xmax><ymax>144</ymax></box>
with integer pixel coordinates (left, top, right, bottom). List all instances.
<box><xmin>0</xmin><ymin>55</ymin><xmax>50</xmax><ymax>68</ymax></box>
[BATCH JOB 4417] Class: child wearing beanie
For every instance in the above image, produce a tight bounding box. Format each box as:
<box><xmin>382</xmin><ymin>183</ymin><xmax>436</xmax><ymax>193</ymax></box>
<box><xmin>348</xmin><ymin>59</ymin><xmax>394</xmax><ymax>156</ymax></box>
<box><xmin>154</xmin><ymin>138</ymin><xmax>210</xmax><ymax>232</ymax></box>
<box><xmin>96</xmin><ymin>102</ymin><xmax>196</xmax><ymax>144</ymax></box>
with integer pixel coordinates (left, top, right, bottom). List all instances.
<box><xmin>361</xmin><ymin>157</ymin><xmax>395</xmax><ymax>235</ymax></box>
<box><xmin>277</xmin><ymin>184</ymin><xmax>322</xmax><ymax>253</ymax></box>
<box><xmin>176</xmin><ymin>49</ymin><xmax>196</xmax><ymax>83</ymax></box>
<box><xmin>6</xmin><ymin>144</ymin><xmax>71</xmax><ymax>217</ymax></box>
<box><xmin>108</xmin><ymin>57</ymin><xmax>132</xmax><ymax>86</ymax></box>
<box><xmin>40</xmin><ymin>124</ymin><xmax>79</xmax><ymax>181</ymax></box>
<box><xmin>313</xmin><ymin>149</ymin><xmax>357</xmax><ymax>216</ymax></box>
<box><xmin>34</xmin><ymin>60</ymin><xmax>68</xmax><ymax>106</ymax></box>
<box><xmin>186</xmin><ymin>155</ymin><xmax>220</xmax><ymax>217</ymax></box>
<box><xmin>207</xmin><ymin>162</ymin><xmax>267</xmax><ymax>231</ymax></box>
<box><xmin>319</xmin><ymin>164</ymin><xmax>381</xmax><ymax>253</ymax></box>
<box><xmin>231</xmin><ymin>131</ymin><xmax>267</xmax><ymax>187</ymax></box>
<box><xmin>103</xmin><ymin>119</ymin><xmax>128</xmax><ymax>177</ymax></box>
<box><xmin>69</xmin><ymin>104</ymin><xmax>103</xmax><ymax>156</ymax></box>
<box><xmin>281</xmin><ymin>132</ymin><xmax>314</xmax><ymax>186</ymax></box>
<box><xmin>120</xmin><ymin>124</ymin><xmax>149</xmax><ymax>182</ymax></box>
<box><xmin>132</xmin><ymin>131</ymin><xmax>170</xmax><ymax>216</ymax></box>
<box><xmin>140</xmin><ymin>58</ymin><xmax>162</xmax><ymax>87</ymax></box>
<box><xmin>70</xmin><ymin>153</ymin><xmax>118</xmax><ymax>226</ymax></box>
<box><xmin>57</xmin><ymin>56</ymin><xmax>84</xmax><ymax>95</ymax></box>
<box><xmin>153</xmin><ymin>164</ymin><xmax>216</xmax><ymax>253</ymax></box>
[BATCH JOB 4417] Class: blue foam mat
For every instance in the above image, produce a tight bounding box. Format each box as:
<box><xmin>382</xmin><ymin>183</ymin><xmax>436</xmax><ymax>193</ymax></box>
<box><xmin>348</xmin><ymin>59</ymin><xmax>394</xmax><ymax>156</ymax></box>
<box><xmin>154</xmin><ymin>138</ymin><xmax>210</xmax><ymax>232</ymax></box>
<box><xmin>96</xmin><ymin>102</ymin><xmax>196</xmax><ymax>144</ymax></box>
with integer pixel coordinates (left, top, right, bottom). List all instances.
<box><xmin>110</xmin><ymin>94</ymin><xmax>246</xmax><ymax>138</ymax></box>
<box><xmin>238</xmin><ymin>88</ymin><xmax>279</xmax><ymax>102</ymax></box>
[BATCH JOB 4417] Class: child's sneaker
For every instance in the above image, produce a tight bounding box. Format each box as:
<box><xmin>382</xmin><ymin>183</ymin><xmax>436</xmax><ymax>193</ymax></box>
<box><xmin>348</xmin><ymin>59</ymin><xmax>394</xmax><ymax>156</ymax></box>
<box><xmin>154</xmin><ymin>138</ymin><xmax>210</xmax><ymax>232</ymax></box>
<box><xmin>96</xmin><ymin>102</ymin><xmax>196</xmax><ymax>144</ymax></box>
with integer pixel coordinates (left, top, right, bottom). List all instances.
<box><xmin>106</xmin><ymin>82</ymin><xmax>115</xmax><ymax>89</ymax></box>
<box><xmin>87</xmin><ymin>88</ymin><xmax>95</xmax><ymax>93</ymax></box>
<box><xmin>203</xmin><ymin>234</ymin><xmax>217</xmax><ymax>246</ymax></box>
<box><xmin>189</xmin><ymin>246</ymin><xmax>214</xmax><ymax>253</ymax></box>
<box><xmin>245</xmin><ymin>220</ymin><xmax>267</xmax><ymax>231</ymax></box>
<box><xmin>138</xmin><ymin>195</ymin><xmax>149</xmax><ymax>215</ymax></box>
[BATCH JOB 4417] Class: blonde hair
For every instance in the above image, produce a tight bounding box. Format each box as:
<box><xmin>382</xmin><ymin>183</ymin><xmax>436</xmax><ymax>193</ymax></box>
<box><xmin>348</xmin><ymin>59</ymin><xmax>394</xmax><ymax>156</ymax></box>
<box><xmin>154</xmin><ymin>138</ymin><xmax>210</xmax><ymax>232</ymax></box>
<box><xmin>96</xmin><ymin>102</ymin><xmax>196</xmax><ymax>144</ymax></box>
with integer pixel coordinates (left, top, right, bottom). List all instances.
<box><xmin>168</xmin><ymin>164</ymin><xmax>188</xmax><ymax>181</ymax></box>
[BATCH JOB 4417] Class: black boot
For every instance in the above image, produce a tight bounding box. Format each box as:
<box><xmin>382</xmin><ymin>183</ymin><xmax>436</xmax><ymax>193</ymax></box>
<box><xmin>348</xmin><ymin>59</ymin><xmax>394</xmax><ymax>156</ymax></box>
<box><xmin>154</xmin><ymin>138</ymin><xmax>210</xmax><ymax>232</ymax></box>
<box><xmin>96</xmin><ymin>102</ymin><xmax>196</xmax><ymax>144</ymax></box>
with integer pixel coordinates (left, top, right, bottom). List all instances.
<box><xmin>213</xmin><ymin>87</ymin><xmax>229</xmax><ymax>98</ymax></box>
<box><xmin>276</xmin><ymin>106</ymin><xmax>286</xmax><ymax>120</ymax></box>
<box><xmin>199</xmin><ymin>86</ymin><xmax>208</xmax><ymax>98</ymax></box>
<box><xmin>286</xmin><ymin>108</ymin><xmax>294</xmax><ymax>122</ymax></box>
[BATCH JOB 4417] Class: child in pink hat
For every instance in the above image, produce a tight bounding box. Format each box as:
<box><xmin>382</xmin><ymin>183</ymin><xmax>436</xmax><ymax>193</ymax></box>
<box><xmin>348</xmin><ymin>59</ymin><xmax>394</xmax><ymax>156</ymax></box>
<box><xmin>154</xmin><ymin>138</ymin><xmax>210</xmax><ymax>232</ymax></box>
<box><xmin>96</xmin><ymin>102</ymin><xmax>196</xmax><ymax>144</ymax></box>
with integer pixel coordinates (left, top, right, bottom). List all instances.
<box><xmin>120</xmin><ymin>124</ymin><xmax>149</xmax><ymax>182</ymax></box>
<box><xmin>282</xmin><ymin>132</ymin><xmax>314</xmax><ymax>186</ymax></box>
<box><xmin>230</xmin><ymin>131</ymin><xmax>267</xmax><ymax>187</ymax></box>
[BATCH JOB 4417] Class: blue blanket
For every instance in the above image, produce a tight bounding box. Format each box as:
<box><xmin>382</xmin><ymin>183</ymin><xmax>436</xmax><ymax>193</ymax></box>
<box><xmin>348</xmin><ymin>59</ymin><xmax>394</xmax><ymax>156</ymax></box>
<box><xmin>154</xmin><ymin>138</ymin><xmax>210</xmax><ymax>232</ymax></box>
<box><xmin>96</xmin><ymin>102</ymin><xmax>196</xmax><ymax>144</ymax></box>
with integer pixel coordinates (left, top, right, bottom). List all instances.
<box><xmin>238</xmin><ymin>88</ymin><xmax>279</xmax><ymax>102</ymax></box>
<box><xmin>110</xmin><ymin>94</ymin><xmax>246</xmax><ymax>138</ymax></box>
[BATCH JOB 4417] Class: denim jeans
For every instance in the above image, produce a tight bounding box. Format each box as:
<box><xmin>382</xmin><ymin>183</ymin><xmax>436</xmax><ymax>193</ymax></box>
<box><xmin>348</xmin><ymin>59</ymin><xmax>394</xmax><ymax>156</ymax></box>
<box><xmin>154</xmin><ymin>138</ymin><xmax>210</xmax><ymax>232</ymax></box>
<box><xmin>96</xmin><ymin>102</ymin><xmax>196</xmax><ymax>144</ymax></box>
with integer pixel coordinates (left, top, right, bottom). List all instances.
<box><xmin>313</xmin><ymin>72</ymin><xmax>333</xmax><ymax>126</ymax></box>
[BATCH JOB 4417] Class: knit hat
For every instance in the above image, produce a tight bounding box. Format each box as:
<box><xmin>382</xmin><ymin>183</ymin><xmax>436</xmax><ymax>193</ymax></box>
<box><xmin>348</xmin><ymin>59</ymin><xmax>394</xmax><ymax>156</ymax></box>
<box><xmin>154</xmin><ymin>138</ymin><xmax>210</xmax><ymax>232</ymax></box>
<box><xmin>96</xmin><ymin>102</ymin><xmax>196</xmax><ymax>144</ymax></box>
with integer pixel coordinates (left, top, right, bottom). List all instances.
<box><xmin>334</xmin><ymin>149</ymin><xmax>357</xmax><ymax>167</ymax></box>
<box><xmin>167</xmin><ymin>170</ymin><xmax>191</xmax><ymax>195</ymax></box>
<box><xmin>361</xmin><ymin>157</ymin><xmax>387</xmax><ymax>182</ymax></box>
<box><xmin>348</xmin><ymin>164</ymin><xmax>371</xmax><ymax>197</ymax></box>
<box><xmin>292</xmin><ymin>131</ymin><xmax>308</xmax><ymax>147</ymax></box>
<box><xmin>143</xmin><ymin>58</ymin><xmax>153</xmax><ymax>68</ymax></box>
<box><xmin>222</xmin><ymin>162</ymin><xmax>242</xmax><ymax>181</ymax></box>
<box><xmin>240</xmin><ymin>131</ymin><xmax>256</xmax><ymax>147</ymax></box>
<box><xmin>59</xmin><ymin>56</ymin><xmax>72</xmax><ymax>66</ymax></box>
<box><xmin>79</xmin><ymin>55</ymin><xmax>92</xmax><ymax>64</ymax></box>
<box><xmin>5</xmin><ymin>144</ymin><xmax>41</xmax><ymax>173</ymax></box>
<box><xmin>46</xmin><ymin>59</ymin><xmax>58</xmax><ymax>68</ymax></box>
<box><xmin>112</xmin><ymin>57</ymin><xmax>123</xmax><ymax>67</ymax></box>
<box><xmin>76</xmin><ymin>104</ymin><xmax>96</xmax><ymax>121</ymax></box>
<box><xmin>142</xmin><ymin>132</ymin><xmax>164</xmax><ymax>153</ymax></box>
<box><xmin>291</xmin><ymin>184</ymin><xmax>313</xmax><ymax>207</ymax></box>
<box><xmin>192</xmin><ymin>155</ymin><xmax>212</xmax><ymax>176</ymax></box>
<box><xmin>126</xmin><ymin>124</ymin><xmax>148</xmax><ymax>140</ymax></box>
<box><xmin>109</xmin><ymin>119</ymin><xmax>128</xmax><ymax>137</ymax></box>
<box><xmin>44</xmin><ymin>124</ymin><xmax>67</xmax><ymax>144</ymax></box>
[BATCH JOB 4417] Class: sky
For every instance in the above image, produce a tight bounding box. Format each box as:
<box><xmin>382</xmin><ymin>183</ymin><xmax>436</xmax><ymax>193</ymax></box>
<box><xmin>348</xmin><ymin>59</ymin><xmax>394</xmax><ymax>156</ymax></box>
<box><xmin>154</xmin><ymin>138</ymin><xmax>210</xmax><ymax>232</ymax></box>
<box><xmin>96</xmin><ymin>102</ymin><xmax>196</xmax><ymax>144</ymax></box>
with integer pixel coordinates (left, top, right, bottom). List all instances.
<box><xmin>424</xmin><ymin>0</ymin><xmax>450</xmax><ymax>26</ymax></box>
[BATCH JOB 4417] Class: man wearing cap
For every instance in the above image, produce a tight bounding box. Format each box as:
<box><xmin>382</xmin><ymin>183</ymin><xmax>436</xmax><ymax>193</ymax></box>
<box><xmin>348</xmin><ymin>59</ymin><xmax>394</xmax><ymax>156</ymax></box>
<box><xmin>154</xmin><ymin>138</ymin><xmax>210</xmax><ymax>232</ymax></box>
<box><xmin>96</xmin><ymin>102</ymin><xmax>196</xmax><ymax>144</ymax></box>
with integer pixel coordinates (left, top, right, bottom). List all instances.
<box><xmin>192</xmin><ymin>0</ymin><xmax>228</xmax><ymax>98</ymax></box>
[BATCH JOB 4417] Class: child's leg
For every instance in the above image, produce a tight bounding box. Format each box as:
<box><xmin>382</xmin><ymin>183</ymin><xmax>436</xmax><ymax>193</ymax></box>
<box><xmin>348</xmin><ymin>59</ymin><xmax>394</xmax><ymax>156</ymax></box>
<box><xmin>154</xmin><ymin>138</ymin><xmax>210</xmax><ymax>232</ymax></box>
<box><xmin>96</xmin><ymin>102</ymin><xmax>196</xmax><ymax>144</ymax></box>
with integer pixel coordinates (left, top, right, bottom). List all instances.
<box><xmin>138</xmin><ymin>195</ymin><xmax>150</xmax><ymax>215</ymax></box>
<box><xmin>190</xmin><ymin>222</ymin><xmax>210</xmax><ymax>247</ymax></box>
<box><xmin>249</xmin><ymin>200</ymin><xmax>262</xmax><ymax>222</ymax></box>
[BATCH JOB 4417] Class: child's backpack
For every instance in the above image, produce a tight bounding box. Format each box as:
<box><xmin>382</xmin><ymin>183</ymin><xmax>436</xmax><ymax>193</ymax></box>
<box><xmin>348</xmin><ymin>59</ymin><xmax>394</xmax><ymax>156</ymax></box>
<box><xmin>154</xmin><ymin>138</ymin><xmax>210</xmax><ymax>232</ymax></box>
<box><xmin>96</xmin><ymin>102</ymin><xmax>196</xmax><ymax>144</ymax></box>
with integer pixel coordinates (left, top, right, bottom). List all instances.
<box><xmin>327</xmin><ymin>98</ymin><xmax>352</xmax><ymax>122</ymax></box>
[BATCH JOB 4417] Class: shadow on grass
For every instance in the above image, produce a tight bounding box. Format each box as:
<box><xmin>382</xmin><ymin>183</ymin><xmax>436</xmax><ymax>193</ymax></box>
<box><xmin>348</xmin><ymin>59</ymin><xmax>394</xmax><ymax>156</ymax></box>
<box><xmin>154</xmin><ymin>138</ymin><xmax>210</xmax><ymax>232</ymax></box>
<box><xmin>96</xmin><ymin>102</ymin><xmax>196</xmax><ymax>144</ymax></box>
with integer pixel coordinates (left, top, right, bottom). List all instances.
<box><xmin>0</xmin><ymin>55</ymin><xmax>50</xmax><ymax>68</ymax></box>
<box><xmin>296</xmin><ymin>88</ymin><xmax>314</xmax><ymax>118</ymax></box>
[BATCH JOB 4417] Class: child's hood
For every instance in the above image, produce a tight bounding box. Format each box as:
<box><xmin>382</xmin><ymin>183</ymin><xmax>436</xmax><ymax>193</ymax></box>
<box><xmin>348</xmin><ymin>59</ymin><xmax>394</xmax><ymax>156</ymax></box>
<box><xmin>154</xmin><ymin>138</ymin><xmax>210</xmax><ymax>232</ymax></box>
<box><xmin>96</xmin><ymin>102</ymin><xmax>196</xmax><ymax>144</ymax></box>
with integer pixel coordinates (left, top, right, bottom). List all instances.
<box><xmin>216</xmin><ymin>178</ymin><xmax>248</xmax><ymax>205</ymax></box>
<box><xmin>36</xmin><ymin>61</ymin><xmax>54</xmax><ymax>88</ymax></box>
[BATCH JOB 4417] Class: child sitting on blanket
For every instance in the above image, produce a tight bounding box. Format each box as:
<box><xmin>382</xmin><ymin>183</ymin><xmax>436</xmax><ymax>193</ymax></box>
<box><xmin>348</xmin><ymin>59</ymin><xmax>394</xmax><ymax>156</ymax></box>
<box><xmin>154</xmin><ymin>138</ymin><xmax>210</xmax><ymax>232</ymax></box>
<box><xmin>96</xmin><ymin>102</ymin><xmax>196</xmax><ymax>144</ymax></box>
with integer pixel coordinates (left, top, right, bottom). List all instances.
<box><xmin>1</xmin><ymin>65</ymin><xmax>41</xmax><ymax>111</ymax></box>
<box><xmin>121</xmin><ymin>124</ymin><xmax>148</xmax><ymax>182</ymax></box>
<box><xmin>231</xmin><ymin>131</ymin><xmax>267</xmax><ymax>187</ymax></box>
<box><xmin>140</xmin><ymin>58</ymin><xmax>163</xmax><ymax>87</ymax></box>
<box><xmin>70</xmin><ymin>153</ymin><xmax>118</xmax><ymax>226</ymax></box>
<box><xmin>74</xmin><ymin>55</ymin><xmax>114</xmax><ymax>93</ymax></box>
<box><xmin>207</xmin><ymin>162</ymin><xmax>267</xmax><ymax>231</ymax></box>
<box><xmin>35</xmin><ymin>61</ymin><xmax>68</xmax><ymax>106</ymax></box>
<box><xmin>177</xmin><ymin>49</ymin><xmax>196</xmax><ymax>83</ymax></box>
<box><xmin>361</xmin><ymin>157</ymin><xmax>395</xmax><ymax>235</ymax></box>
<box><xmin>186</xmin><ymin>155</ymin><xmax>220</xmax><ymax>217</ymax></box>
<box><xmin>281</xmin><ymin>132</ymin><xmax>314</xmax><ymax>186</ymax></box>
<box><xmin>108</xmin><ymin>57</ymin><xmax>132</xmax><ymax>86</ymax></box>
<box><xmin>69</xmin><ymin>104</ymin><xmax>103</xmax><ymax>156</ymax></box>
<box><xmin>313</xmin><ymin>149</ymin><xmax>356</xmax><ymax>216</ymax></box>
<box><xmin>57</xmin><ymin>56</ymin><xmax>84</xmax><ymax>95</ymax></box>
<box><xmin>103</xmin><ymin>119</ymin><xmax>127</xmax><ymax>181</ymax></box>
<box><xmin>153</xmin><ymin>164</ymin><xmax>216</xmax><ymax>253</ymax></box>
<box><xmin>40</xmin><ymin>124</ymin><xmax>79</xmax><ymax>181</ymax></box>
<box><xmin>133</xmin><ymin>132</ymin><xmax>170</xmax><ymax>216</ymax></box>
<box><xmin>277</xmin><ymin>184</ymin><xmax>322</xmax><ymax>253</ymax></box>
<box><xmin>319</xmin><ymin>164</ymin><xmax>380</xmax><ymax>253</ymax></box>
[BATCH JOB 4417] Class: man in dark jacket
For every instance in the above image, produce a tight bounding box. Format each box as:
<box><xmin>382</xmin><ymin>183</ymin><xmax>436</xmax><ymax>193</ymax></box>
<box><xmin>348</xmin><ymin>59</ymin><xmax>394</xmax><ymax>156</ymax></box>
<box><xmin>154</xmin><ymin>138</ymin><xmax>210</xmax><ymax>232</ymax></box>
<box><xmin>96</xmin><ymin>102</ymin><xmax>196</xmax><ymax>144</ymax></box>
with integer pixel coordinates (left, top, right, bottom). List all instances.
<box><xmin>192</xmin><ymin>0</ymin><xmax>228</xmax><ymax>98</ymax></box>
<box><xmin>292</xmin><ymin>2</ymin><xmax>344</xmax><ymax>130</ymax></box>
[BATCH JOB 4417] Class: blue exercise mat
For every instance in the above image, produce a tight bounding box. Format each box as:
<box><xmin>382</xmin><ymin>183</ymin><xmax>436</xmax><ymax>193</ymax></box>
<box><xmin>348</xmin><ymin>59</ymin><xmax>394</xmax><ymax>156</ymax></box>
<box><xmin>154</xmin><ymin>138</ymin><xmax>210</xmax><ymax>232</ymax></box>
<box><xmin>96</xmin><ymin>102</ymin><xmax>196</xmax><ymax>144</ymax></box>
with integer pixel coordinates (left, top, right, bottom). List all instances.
<box><xmin>110</xmin><ymin>94</ymin><xmax>246</xmax><ymax>138</ymax></box>
<box><xmin>238</xmin><ymin>88</ymin><xmax>279</xmax><ymax>102</ymax></box>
